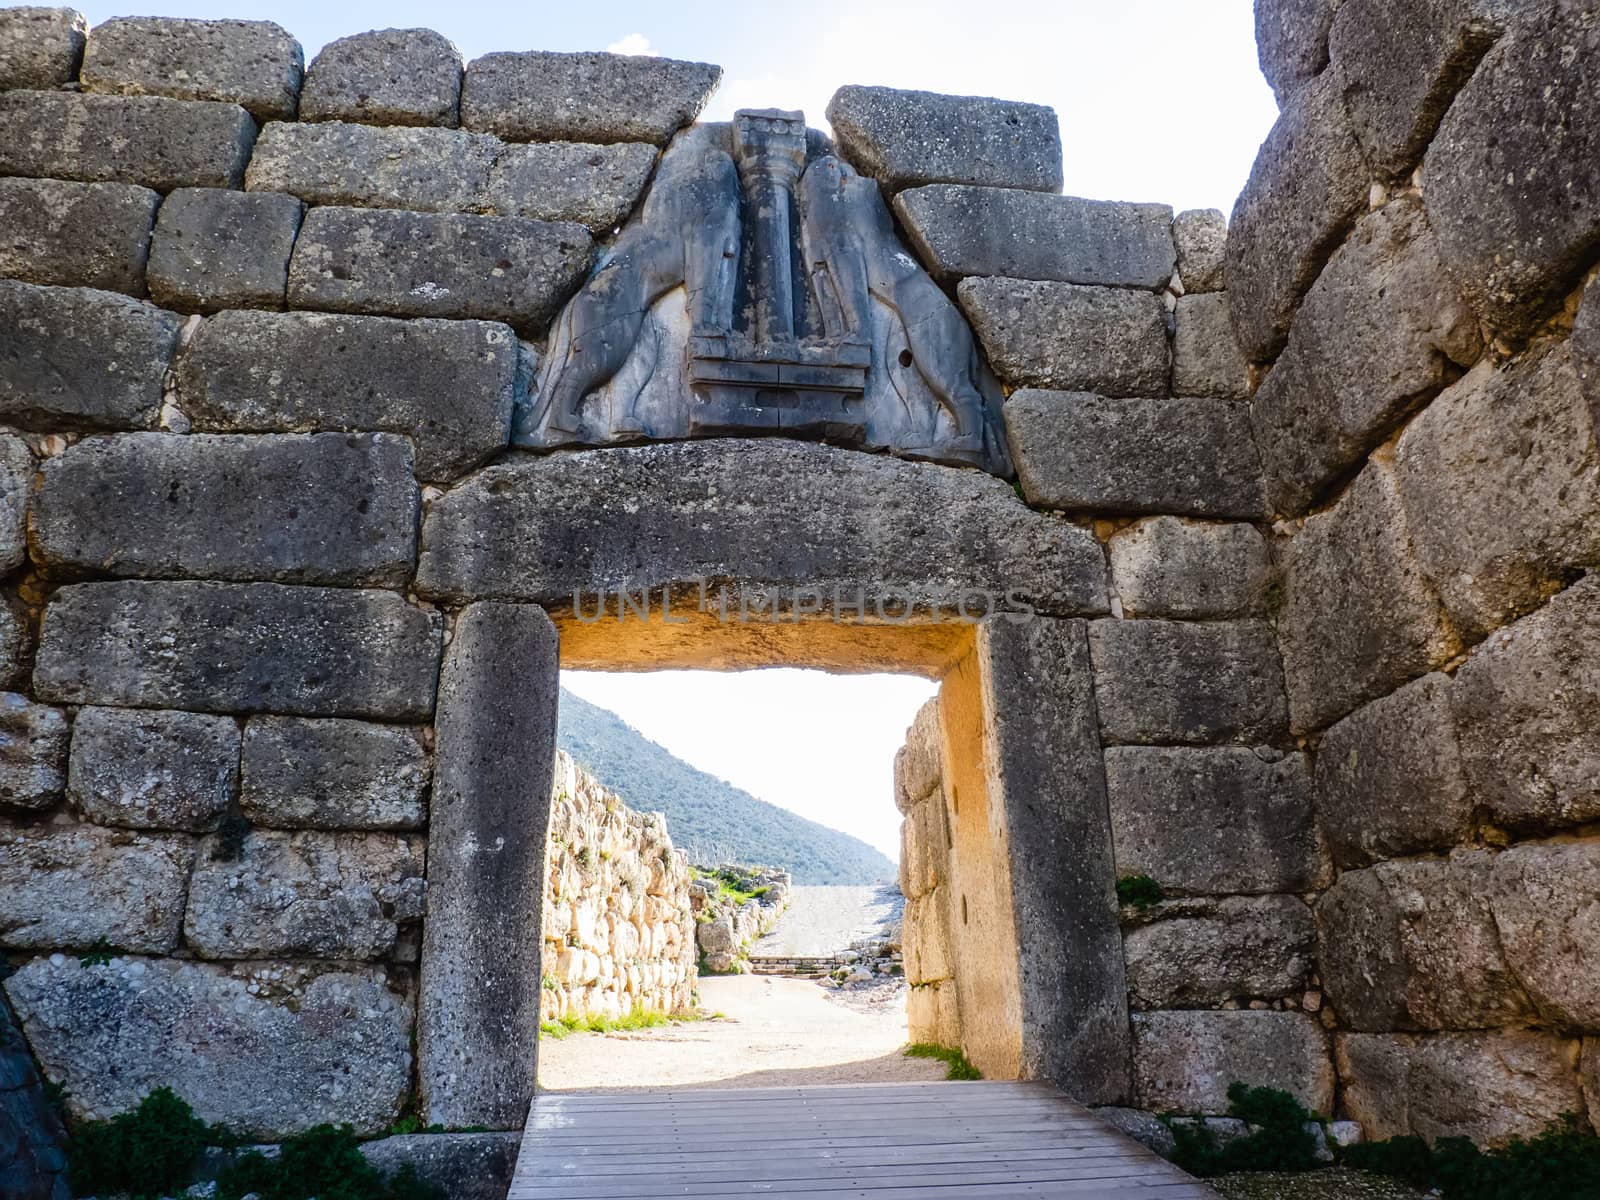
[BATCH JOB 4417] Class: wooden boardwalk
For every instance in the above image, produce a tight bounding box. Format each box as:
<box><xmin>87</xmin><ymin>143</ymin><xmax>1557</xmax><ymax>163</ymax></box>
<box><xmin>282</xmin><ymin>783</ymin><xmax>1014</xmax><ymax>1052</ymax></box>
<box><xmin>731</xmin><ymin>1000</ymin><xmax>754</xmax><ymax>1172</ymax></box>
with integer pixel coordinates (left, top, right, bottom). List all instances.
<box><xmin>510</xmin><ymin>1081</ymin><xmax>1219</xmax><ymax>1198</ymax></box>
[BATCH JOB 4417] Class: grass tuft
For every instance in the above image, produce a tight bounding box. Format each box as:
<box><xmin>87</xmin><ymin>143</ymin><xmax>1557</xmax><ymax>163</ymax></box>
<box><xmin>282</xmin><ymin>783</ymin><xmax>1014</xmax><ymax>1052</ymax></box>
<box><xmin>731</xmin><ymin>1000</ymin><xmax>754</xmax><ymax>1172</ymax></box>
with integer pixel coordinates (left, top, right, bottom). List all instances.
<box><xmin>905</xmin><ymin>1043</ymin><xmax>981</xmax><ymax>1081</ymax></box>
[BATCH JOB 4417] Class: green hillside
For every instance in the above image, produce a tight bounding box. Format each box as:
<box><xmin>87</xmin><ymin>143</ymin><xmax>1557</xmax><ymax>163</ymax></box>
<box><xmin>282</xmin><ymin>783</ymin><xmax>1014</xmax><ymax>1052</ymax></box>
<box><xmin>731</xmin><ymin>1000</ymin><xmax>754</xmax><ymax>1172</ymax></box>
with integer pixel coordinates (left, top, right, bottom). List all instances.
<box><xmin>556</xmin><ymin>688</ymin><xmax>897</xmax><ymax>885</ymax></box>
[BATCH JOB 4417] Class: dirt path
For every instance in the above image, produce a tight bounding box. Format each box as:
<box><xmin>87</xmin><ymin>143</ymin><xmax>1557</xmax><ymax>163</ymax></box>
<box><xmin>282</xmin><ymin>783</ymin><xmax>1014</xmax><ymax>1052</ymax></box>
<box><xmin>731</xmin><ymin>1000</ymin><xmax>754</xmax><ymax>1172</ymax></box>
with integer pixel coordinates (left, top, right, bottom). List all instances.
<box><xmin>749</xmin><ymin>884</ymin><xmax>903</xmax><ymax>957</ymax></box>
<box><xmin>536</xmin><ymin>974</ymin><xmax>945</xmax><ymax>1092</ymax></box>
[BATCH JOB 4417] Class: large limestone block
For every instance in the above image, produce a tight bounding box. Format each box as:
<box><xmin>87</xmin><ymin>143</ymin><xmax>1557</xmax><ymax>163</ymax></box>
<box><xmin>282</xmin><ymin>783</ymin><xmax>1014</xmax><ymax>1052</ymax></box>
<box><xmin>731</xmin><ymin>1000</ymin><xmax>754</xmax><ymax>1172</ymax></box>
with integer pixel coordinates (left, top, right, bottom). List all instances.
<box><xmin>416</xmin><ymin>441</ymin><xmax>1108</xmax><ymax>617</ymax></box>
<box><xmin>1133</xmin><ymin>1010</ymin><xmax>1334</xmax><ymax>1115</ymax></box>
<box><xmin>0</xmin><ymin>695</ymin><xmax>68</xmax><ymax>812</ymax></box>
<box><xmin>80</xmin><ymin>16</ymin><xmax>301</xmax><ymax>122</ymax></box>
<box><xmin>958</xmin><ymin>279</ymin><xmax>1169</xmax><ymax>396</ymax></box>
<box><xmin>979</xmin><ymin>616</ymin><xmax>1129</xmax><ymax>1105</ymax></box>
<box><xmin>1316</xmin><ymin>854</ymin><xmax>1532</xmax><ymax>1032</ymax></box>
<box><xmin>1393</xmin><ymin>346</ymin><xmax>1600</xmax><ymax>643</ymax></box>
<box><xmin>3</xmin><ymin>957</ymin><xmax>412</xmax><ymax>1137</ymax></box>
<box><xmin>1251</xmin><ymin>199</ymin><xmax>1482</xmax><ymax>515</ymax></box>
<box><xmin>1108</xmin><ymin>518</ymin><xmax>1268</xmax><ymax>620</ymax></box>
<box><xmin>460</xmin><ymin>51</ymin><xmax>719</xmax><ymax>145</ymax></box>
<box><xmin>1314</xmin><ymin>673</ymin><xmax>1469</xmax><ymax>866</ymax></box>
<box><xmin>146</xmin><ymin>187</ymin><xmax>304</xmax><ymax>313</ymax></box>
<box><xmin>0</xmin><ymin>177</ymin><xmax>158</xmax><ymax>295</ymax></box>
<box><xmin>893</xmin><ymin>187</ymin><xmax>1173</xmax><ymax>288</ymax></box>
<box><xmin>359</xmin><ymin>1133</ymin><xmax>519</xmax><ymax>1200</ymax></box>
<box><xmin>1172</xmin><ymin>293</ymin><xmax>1251</xmax><ymax>401</ymax></box>
<box><xmin>67</xmin><ymin>706</ymin><xmax>238</xmax><ymax>832</ymax></box>
<box><xmin>1255</xmin><ymin>0</ymin><xmax>1339</xmax><ymax>105</ymax></box>
<box><xmin>485</xmin><ymin>141</ymin><xmax>660</xmax><ymax>233</ymax></box>
<box><xmin>1105</xmin><ymin>747</ymin><xmax>1324</xmax><ymax>894</ymax></box>
<box><xmin>300</xmin><ymin>28</ymin><xmax>464</xmax><ymax>127</ymax></box>
<box><xmin>1451</xmin><ymin>577</ymin><xmax>1600</xmax><ymax>832</ymax></box>
<box><xmin>1006</xmin><ymin>392</ymin><xmax>1264</xmax><ymax>518</ymax></box>
<box><xmin>1338</xmin><ymin>1031</ymin><xmax>1584</xmax><ymax>1146</ymax></box>
<box><xmin>1173</xmin><ymin>209</ymin><xmax>1226</xmax><ymax>293</ymax></box>
<box><xmin>1279</xmin><ymin>458</ymin><xmax>1460</xmax><ymax>734</ymax></box>
<box><xmin>1225</xmin><ymin>73</ymin><xmax>1368</xmax><ymax>362</ymax></box>
<box><xmin>0</xmin><ymin>434</ymin><xmax>32</xmax><ymax>575</ymax></box>
<box><xmin>1330</xmin><ymin>0</ymin><xmax>1508</xmax><ymax>180</ymax></box>
<box><xmin>826</xmin><ymin>85</ymin><xmax>1062</xmax><ymax>194</ymax></box>
<box><xmin>1124</xmin><ymin>895</ymin><xmax>1315</xmax><ymax>1008</ymax></box>
<box><xmin>906</xmin><ymin>980</ymin><xmax>960</xmax><ymax>1049</ymax></box>
<box><xmin>904</xmin><ymin>896</ymin><xmax>952</xmax><ymax>983</ymax></box>
<box><xmin>0</xmin><ymin>91</ymin><xmax>256</xmax><ymax>191</ymax></box>
<box><xmin>1088</xmin><ymin>619</ymin><xmax>1288</xmax><ymax>745</ymax></box>
<box><xmin>185</xmin><ymin>830</ymin><xmax>424</xmax><ymax>960</ymax></box>
<box><xmin>0</xmin><ymin>823</ymin><xmax>192</xmax><ymax>952</ymax></box>
<box><xmin>287</xmin><ymin>206</ymin><xmax>592</xmax><ymax>335</ymax></box>
<box><xmin>34</xmin><ymin>581</ymin><xmax>442</xmax><ymax>721</ymax></box>
<box><xmin>1422</xmin><ymin>2</ymin><xmax>1600</xmax><ymax>339</ymax></box>
<box><xmin>173</xmin><ymin>309</ymin><xmax>517</xmax><ymax>483</ymax></box>
<box><xmin>1577</xmin><ymin>276</ymin><xmax>1600</xmax><ymax>409</ymax></box>
<box><xmin>33</xmin><ymin>433</ymin><xmax>419</xmax><ymax>586</ymax></box>
<box><xmin>1489</xmin><ymin>841</ymin><xmax>1600</xmax><ymax>1029</ymax></box>
<box><xmin>0</xmin><ymin>281</ymin><xmax>178</xmax><ymax>431</ymax></box>
<box><xmin>893</xmin><ymin>696</ymin><xmax>942</xmax><ymax>812</ymax></box>
<box><xmin>0</xmin><ymin>6</ymin><xmax>86</xmax><ymax>89</ymax></box>
<box><xmin>241</xmin><ymin>716</ymin><xmax>428</xmax><ymax>831</ymax></box>
<box><xmin>420</xmin><ymin>602</ymin><xmax>558</xmax><ymax>1129</ymax></box>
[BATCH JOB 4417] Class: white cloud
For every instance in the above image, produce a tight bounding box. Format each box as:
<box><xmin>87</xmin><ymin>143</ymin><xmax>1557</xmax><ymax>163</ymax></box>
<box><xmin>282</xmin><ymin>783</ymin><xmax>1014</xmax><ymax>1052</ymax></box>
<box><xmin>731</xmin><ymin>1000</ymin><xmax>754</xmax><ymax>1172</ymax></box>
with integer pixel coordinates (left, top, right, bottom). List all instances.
<box><xmin>605</xmin><ymin>32</ymin><xmax>656</xmax><ymax>56</ymax></box>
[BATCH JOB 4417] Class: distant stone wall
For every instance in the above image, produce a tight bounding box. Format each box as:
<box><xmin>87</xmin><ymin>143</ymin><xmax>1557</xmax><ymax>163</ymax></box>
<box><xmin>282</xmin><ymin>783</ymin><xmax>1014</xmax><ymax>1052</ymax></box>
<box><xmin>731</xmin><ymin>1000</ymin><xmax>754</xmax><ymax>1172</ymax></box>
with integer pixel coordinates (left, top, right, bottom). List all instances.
<box><xmin>691</xmin><ymin>866</ymin><xmax>791</xmax><ymax>973</ymax></box>
<box><xmin>895</xmin><ymin>699</ymin><xmax>959</xmax><ymax>1048</ymax></box>
<box><xmin>541</xmin><ymin>751</ymin><xmax>695</xmax><ymax>1024</ymax></box>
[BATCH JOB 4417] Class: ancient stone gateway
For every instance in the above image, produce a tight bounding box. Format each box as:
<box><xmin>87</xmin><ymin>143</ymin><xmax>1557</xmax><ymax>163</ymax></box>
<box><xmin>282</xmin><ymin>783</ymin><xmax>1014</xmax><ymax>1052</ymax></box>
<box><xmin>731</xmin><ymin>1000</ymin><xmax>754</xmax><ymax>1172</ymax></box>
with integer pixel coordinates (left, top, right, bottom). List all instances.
<box><xmin>2</xmin><ymin>2</ymin><xmax>1600</xmax><ymax>1195</ymax></box>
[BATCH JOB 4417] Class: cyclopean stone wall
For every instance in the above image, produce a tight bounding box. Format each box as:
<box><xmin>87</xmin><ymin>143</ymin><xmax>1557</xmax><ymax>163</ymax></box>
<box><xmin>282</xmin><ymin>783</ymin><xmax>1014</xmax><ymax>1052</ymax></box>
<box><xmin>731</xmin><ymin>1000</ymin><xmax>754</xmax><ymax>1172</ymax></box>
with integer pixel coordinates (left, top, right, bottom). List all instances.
<box><xmin>1226</xmin><ymin>0</ymin><xmax>1600</xmax><ymax>1147</ymax></box>
<box><xmin>540</xmin><ymin>750</ymin><xmax>696</xmax><ymax>1025</ymax></box>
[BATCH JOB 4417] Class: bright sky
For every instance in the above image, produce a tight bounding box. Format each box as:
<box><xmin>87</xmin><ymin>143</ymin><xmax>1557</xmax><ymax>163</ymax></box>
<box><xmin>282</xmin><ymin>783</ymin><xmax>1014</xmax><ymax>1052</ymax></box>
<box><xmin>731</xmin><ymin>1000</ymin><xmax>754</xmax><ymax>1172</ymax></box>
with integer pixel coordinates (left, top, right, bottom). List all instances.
<box><xmin>71</xmin><ymin>0</ymin><xmax>1278</xmax><ymax>859</ymax></box>
<box><xmin>72</xmin><ymin>0</ymin><xmax>1277</xmax><ymax>213</ymax></box>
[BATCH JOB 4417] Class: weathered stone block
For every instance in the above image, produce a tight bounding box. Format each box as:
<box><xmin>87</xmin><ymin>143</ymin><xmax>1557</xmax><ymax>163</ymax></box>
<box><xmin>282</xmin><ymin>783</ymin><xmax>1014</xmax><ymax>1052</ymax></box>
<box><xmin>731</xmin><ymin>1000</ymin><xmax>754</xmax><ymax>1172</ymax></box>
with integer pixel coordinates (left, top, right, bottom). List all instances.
<box><xmin>146</xmin><ymin>187</ymin><xmax>303</xmax><ymax>313</ymax></box>
<box><xmin>826</xmin><ymin>85</ymin><xmax>1062</xmax><ymax>194</ymax></box>
<box><xmin>1172</xmin><ymin>293</ymin><xmax>1251</xmax><ymax>400</ymax></box>
<box><xmin>460</xmin><ymin>50</ymin><xmax>719</xmax><ymax>145</ymax></box>
<box><xmin>1317</xmin><ymin>854</ymin><xmax>1531</xmax><ymax>1032</ymax></box>
<box><xmin>1173</xmin><ymin>209</ymin><xmax>1226</xmax><ymax>293</ymax></box>
<box><xmin>360</xmin><ymin>1133</ymin><xmax>519</xmax><ymax>1200</ymax></box>
<box><xmin>67</xmin><ymin>706</ymin><xmax>237</xmax><ymax>832</ymax></box>
<box><xmin>1006</xmin><ymin>391</ymin><xmax>1263</xmax><ymax>518</ymax></box>
<box><xmin>185</xmin><ymin>829</ymin><xmax>424</xmax><ymax>960</ymax></box>
<box><xmin>1105</xmin><ymin>747</ymin><xmax>1322</xmax><ymax>894</ymax></box>
<box><xmin>0</xmin><ymin>823</ymin><xmax>192</xmax><ymax>952</ymax></box>
<box><xmin>286</xmin><ymin>206</ymin><xmax>591</xmax><ymax>335</ymax></box>
<box><xmin>0</xmin><ymin>177</ymin><xmax>158</xmax><ymax>295</ymax></box>
<box><xmin>241</xmin><ymin>716</ymin><xmax>428</xmax><ymax>831</ymax></box>
<box><xmin>1088</xmin><ymin>619</ymin><xmax>1288</xmax><ymax>745</ymax></box>
<box><xmin>1451</xmin><ymin>577</ymin><xmax>1600</xmax><ymax>833</ymax></box>
<box><xmin>34</xmin><ymin>432</ymin><xmax>419</xmax><ymax>586</ymax></box>
<box><xmin>0</xmin><ymin>599</ymin><xmax>32</xmax><ymax>692</ymax></box>
<box><xmin>1108</xmin><ymin>517</ymin><xmax>1268</xmax><ymax>620</ymax></box>
<box><xmin>893</xmin><ymin>187</ymin><xmax>1174</xmax><ymax>288</ymax></box>
<box><xmin>1577</xmin><ymin>276</ymin><xmax>1600</xmax><ymax>411</ymax></box>
<box><xmin>0</xmin><ymin>6</ymin><xmax>86</xmax><ymax>89</ymax></box>
<box><xmin>1338</xmin><ymin>1032</ymin><xmax>1584</xmax><ymax>1146</ymax></box>
<box><xmin>173</xmin><ymin>309</ymin><xmax>517</xmax><ymax>483</ymax></box>
<box><xmin>1314</xmin><ymin>673</ymin><xmax>1470</xmax><ymax>867</ymax></box>
<box><xmin>4</xmin><ymin>957</ymin><xmax>411</xmax><ymax>1136</ymax></box>
<box><xmin>79</xmin><ymin>16</ymin><xmax>301</xmax><ymax>122</ymax></box>
<box><xmin>416</xmin><ymin>440</ymin><xmax>1108</xmax><ymax>616</ymax></box>
<box><xmin>1490</xmin><ymin>841</ymin><xmax>1600</xmax><ymax>1029</ymax></box>
<box><xmin>420</xmin><ymin>602</ymin><xmax>557</xmax><ymax>1129</ymax></box>
<box><xmin>1253</xmin><ymin>199</ymin><xmax>1483</xmax><ymax>516</ymax></box>
<box><xmin>0</xmin><ymin>695</ymin><xmax>68</xmax><ymax>812</ymax></box>
<box><xmin>893</xmin><ymin>696</ymin><xmax>942</xmax><ymax>812</ymax></box>
<box><xmin>1255</xmin><ymin>0</ymin><xmax>1339</xmax><ymax>105</ymax></box>
<box><xmin>246</xmin><ymin>121</ymin><xmax>657</xmax><ymax>233</ymax></box>
<box><xmin>1133</xmin><ymin>1010</ymin><xmax>1333</xmax><ymax>1115</ymax></box>
<box><xmin>300</xmin><ymin>28</ymin><xmax>463</xmax><ymax>127</ymax></box>
<box><xmin>1393</xmin><ymin>345</ymin><xmax>1600</xmax><ymax>644</ymax></box>
<box><xmin>0</xmin><ymin>281</ymin><xmax>178</xmax><ymax>430</ymax></box>
<box><xmin>906</xmin><ymin>980</ymin><xmax>960</xmax><ymax>1050</ymax></box>
<box><xmin>1331</xmin><ymin>0</ymin><xmax>1507</xmax><ymax>181</ymax></box>
<box><xmin>1125</xmin><ymin>896</ymin><xmax>1314</xmax><ymax>1008</ymax></box>
<box><xmin>1225</xmin><ymin>73</ymin><xmax>1368</xmax><ymax>362</ymax></box>
<box><xmin>959</xmin><ymin>279</ymin><xmax>1169</xmax><ymax>396</ymax></box>
<box><xmin>1422</xmin><ymin>3</ymin><xmax>1600</xmax><ymax>340</ymax></box>
<box><xmin>0</xmin><ymin>91</ymin><xmax>256</xmax><ymax>191</ymax></box>
<box><xmin>34</xmin><ymin>581</ymin><xmax>442</xmax><ymax>720</ymax></box>
<box><xmin>0</xmin><ymin>435</ymin><xmax>31</xmax><ymax>576</ymax></box>
<box><xmin>1279</xmin><ymin>459</ymin><xmax>1460</xmax><ymax>734</ymax></box>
